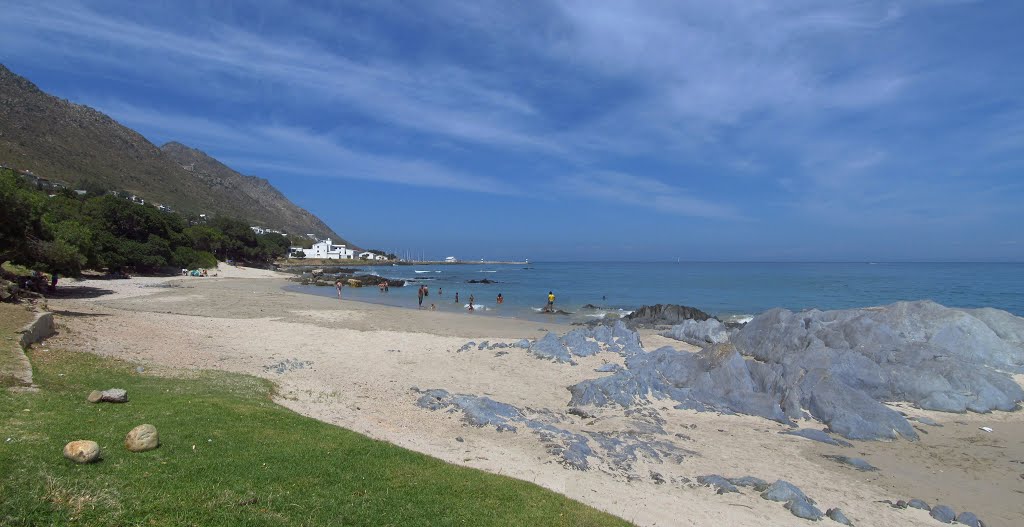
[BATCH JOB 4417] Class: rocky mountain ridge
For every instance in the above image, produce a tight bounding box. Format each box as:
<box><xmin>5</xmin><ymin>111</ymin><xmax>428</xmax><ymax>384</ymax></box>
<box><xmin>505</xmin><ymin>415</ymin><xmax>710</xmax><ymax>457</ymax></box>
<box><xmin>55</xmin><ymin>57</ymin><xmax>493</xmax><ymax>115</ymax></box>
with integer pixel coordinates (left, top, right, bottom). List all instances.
<box><xmin>0</xmin><ymin>63</ymin><xmax>344</xmax><ymax>243</ymax></box>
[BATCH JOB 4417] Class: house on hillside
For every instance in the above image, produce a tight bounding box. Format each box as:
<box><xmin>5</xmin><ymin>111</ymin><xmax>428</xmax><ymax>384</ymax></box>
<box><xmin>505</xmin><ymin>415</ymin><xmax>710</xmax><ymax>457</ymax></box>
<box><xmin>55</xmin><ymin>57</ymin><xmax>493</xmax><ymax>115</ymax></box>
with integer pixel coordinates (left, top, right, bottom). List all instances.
<box><xmin>250</xmin><ymin>226</ymin><xmax>265</xmax><ymax>235</ymax></box>
<box><xmin>294</xmin><ymin>238</ymin><xmax>354</xmax><ymax>259</ymax></box>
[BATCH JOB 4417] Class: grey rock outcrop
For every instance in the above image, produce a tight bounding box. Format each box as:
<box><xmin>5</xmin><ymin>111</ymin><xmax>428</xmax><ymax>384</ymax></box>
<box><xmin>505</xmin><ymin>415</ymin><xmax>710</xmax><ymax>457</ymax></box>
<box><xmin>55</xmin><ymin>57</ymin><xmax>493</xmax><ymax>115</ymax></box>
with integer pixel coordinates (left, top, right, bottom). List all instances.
<box><xmin>662</xmin><ymin>318</ymin><xmax>728</xmax><ymax>346</ymax></box>
<box><xmin>786</xmin><ymin>497</ymin><xmax>824</xmax><ymax>521</ymax></box>
<box><xmin>696</xmin><ymin>475</ymin><xmax>738</xmax><ymax>494</ymax></box>
<box><xmin>570</xmin><ymin>301</ymin><xmax>1024</xmax><ymax>441</ymax></box>
<box><xmin>954</xmin><ymin>511</ymin><xmax>980</xmax><ymax>527</ymax></box>
<box><xmin>826</xmin><ymin>507</ymin><xmax>853</xmax><ymax>525</ymax></box>
<box><xmin>760</xmin><ymin>480</ymin><xmax>814</xmax><ymax>504</ymax></box>
<box><xmin>929</xmin><ymin>504</ymin><xmax>956</xmax><ymax>523</ymax></box>
<box><xmin>125</xmin><ymin>424</ymin><xmax>160</xmax><ymax>452</ymax></box>
<box><xmin>907</xmin><ymin>498</ymin><xmax>930</xmax><ymax>511</ymax></box>
<box><xmin>63</xmin><ymin>440</ymin><xmax>100</xmax><ymax>463</ymax></box>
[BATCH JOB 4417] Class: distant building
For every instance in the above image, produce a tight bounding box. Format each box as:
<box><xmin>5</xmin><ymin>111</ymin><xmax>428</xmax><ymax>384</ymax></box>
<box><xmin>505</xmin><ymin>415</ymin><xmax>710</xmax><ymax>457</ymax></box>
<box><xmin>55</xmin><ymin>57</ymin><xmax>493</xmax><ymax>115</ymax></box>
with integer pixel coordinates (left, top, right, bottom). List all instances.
<box><xmin>358</xmin><ymin>251</ymin><xmax>389</xmax><ymax>261</ymax></box>
<box><xmin>295</xmin><ymin>238</ymin><xmax>354</xmax><ymax>259</ymax></box>
<box><xmin>444</xmin><ymin>256</ymin><xmax>457</xmax><ymax>263</ymax></box>
<box><xmin>250</xmin><ymin>226</ymin><xmax>266</xmax><ymax>235</ymax></box>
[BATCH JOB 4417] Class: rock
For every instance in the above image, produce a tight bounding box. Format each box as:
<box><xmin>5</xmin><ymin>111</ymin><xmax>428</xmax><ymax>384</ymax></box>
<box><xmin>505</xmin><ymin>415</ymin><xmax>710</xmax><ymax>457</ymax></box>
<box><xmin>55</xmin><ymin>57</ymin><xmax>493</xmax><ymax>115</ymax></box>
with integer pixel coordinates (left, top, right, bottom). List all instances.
<box><xmin>567</xmin><ymin>407</ymin><xmax>596</xmax><ymax>419</ymax></box>
<box><xmin>760</xmin><ymin>480</ymin><xmax>814</xmax><ymax>504</ymax></box>
<box><xmin>528</xmin><ymin>333</ymin><xmax>573</xmax><ymax>363</ymax></box>
<box><xmin>929</xmin><ymin>504</ymin><xmax>956</xmax><ymax>523</ymax></box>
<box><xmin>823</xmin><ymin>455</ymin><xmax>878</xmax><ymax>472</ymax></box>
<box><xmin>662</xmin><ymin>319</ymin><xmax>729</xmax><ymax>346</ymax></box>
<box><xmin>727</xmin><ymin>476</ymin><xmax>770</xmax><ymax>491</ymax></box>
<box><xmin>87</xmin><ymin>388</ymin><xmax>127</xmax><ymax>403</ymax></box>
<box><xmin>826</xmin><ymin>507</ymin><xmax>854</xmax><ymax>526</ymax></box>
<box><xmin>696</xmin><ymin>475</ymin><xmax>739</xmax><ymax>494</ymax></box>
<box><xmin>63</xmin><ymin>440</ymin><xmax>100</xmax><ymax>463</ymax></box>
<box><xmin>895</xmin><ymin>500</ymin><xmax>908</xmax><ymax>509</ymax></box>
<box><xmin>624</xmin><ymin>304</ymin><xmax>714</xmax><ymax>327</ymax></box>
<box><xmin>907</xmin><ymin>498</ymin><xmax>930</xmax><ymax>511</ymax></box>
<box><xmin>955</xmin><ymin>512</ymin><xmax>980</xmax><ymax>527</ymax></box>
<box><xmin>455</xmin><ymin>436</ymin><xmax>464</xmax><ymax>443</ymax></box>
<box><xmin>910</xmin><ymin>416</ymin><xmax>941</xmax><ymax>426</ymax></box>
<box><xmin>571</xmin><ymin>301</ymin><xmax>1024</xmax><ymax>441</ymax></box>
<box><xmin>125</xmin><ymin>424</ymin><xmax>160</xmax><ymax>452</ymax></box>
<box><xmin>466</xmin><ymin>279</ymin><xmax>497</xmax><ymax>284</ymax></box>
<box><xmin>786</xmin><ymin>497</ymin><xmax>824</xmax><ymax>521</ymax></box>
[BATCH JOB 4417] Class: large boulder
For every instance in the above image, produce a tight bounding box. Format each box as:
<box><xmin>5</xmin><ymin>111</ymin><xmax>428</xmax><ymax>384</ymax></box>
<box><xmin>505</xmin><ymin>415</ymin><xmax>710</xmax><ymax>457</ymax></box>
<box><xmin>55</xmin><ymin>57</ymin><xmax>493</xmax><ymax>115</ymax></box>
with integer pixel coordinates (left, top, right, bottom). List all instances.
<box><xmin>63</xmin><ymin>440</ymin><xmax>100</xmax><ymax>463</ymax></box>
<box><xmin>125</xmin><ymin>424</ymin><xmax>160</xmax><ymax>452</ymax></box>
<box><xmin>624</xmin><ymin>304</ymin><xmax>713</xmax><ymax>327</ymax></box>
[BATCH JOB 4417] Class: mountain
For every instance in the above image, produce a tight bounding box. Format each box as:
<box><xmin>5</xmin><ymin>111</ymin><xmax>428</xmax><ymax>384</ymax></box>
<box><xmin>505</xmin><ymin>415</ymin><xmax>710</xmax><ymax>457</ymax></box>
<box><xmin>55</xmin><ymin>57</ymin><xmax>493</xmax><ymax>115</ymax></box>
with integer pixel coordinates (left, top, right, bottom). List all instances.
<box><xmin>0</xmin><ymin>63</ymin><xmax>346</xmax><ymax>244</ymax></box>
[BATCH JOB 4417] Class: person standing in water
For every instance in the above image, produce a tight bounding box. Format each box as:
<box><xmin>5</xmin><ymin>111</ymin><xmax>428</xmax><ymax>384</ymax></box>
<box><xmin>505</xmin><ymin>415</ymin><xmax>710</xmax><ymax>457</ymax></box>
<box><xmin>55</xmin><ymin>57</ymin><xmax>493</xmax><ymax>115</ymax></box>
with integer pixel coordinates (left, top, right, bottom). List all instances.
<box><xmin>417</xmin><ymin>285</ymin><xmax>425</xmax><ymax>308</ymax></box>
<box><xmin>455</xmin><ymin>292</ymin><xmax>459</xmax><ymax>303</ymax></box>
<box><xmin>496</xmin><ymin>293</ymin><xmax>503</xmax><ymax>305</ymax></box>
<box><xmin>335</xmin><ymin>279</ymin><xmax>343</xmax><ymax>300</ymax></box>
<box><xmin>546</xmin><ymin>291</ymin><xmax>555</xmax><ymax>312</ymax></box>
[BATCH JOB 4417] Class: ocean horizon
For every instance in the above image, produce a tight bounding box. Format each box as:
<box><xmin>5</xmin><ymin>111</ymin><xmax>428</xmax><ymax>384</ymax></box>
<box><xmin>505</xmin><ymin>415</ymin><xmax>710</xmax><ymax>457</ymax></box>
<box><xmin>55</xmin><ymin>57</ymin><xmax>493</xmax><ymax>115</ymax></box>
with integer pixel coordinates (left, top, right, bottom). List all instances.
<box><xmin>287</xmin><ymin>261</ymin><xmax>1024</xmax><ymax>322</ymax></box>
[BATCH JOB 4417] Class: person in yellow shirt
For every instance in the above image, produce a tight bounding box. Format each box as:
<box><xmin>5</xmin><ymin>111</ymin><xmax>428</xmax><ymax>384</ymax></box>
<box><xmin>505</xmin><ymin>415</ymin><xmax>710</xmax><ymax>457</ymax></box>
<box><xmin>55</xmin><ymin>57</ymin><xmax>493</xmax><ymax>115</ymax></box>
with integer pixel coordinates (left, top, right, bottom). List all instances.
<box><xmin>546</xmin><ymin>291</ymin><xmax>555</xmax><ymax>312</ymax></box>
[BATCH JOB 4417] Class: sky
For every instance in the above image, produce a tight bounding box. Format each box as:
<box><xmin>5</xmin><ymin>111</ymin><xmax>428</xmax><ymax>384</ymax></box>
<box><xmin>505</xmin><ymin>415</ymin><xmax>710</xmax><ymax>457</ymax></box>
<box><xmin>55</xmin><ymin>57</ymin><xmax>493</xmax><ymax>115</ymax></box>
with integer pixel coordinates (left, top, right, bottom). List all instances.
<box><xmin>1</xmin><ymin>0</ymin><xmax>1022</xmax><ymax>262</ymax></box>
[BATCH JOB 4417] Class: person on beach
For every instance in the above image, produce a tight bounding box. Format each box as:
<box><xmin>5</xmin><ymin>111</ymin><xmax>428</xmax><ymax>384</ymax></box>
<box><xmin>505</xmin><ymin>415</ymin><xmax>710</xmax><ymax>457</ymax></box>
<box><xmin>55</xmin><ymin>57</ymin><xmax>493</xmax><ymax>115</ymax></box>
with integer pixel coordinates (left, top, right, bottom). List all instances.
<box><xmin>50</xmin><ymin>273</ymin><xmax>59</xmax><ymax>291</ymax></box>
<box><xmin>417</xmin><ymin>285</ymin><xmax>425</xmax><ymax>308</ymax></box>
<box><xmin>335</xmin><ymin>279</ymin><xmax>343</xmax><ymax>300</ymax></box>
<box><xmin>546</xmin><ymin>291</ymin><xmax>555</xmax><ymax>312</ymax></box>
<box><xmin>455</xmin><ymin>292</ymin><xmax>459</xmax><ymax>303</ymax></box>
<box><xmin>496</xmin><ymin>293</ymin><xmax>503</xmax><ymax>304</ymax></box>
<box><xmin>468</xmin><ymin>296</ymin><xmax>475</xmax><ymax>311</ymax></box>
<box><xmin>438</xmin><ymin>287</ymin><xmax>442</xmax><ymax>297</ymax></box>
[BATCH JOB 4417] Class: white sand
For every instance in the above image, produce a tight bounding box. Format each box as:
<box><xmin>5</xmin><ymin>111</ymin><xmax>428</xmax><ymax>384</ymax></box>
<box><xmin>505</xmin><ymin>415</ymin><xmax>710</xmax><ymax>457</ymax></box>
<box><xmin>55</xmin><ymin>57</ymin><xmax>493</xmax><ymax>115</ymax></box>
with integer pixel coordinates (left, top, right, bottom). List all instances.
<box><xmin>45</xmin><ymin>272</ymin><xmax>1024</xmax><ymax>526</ymax></box>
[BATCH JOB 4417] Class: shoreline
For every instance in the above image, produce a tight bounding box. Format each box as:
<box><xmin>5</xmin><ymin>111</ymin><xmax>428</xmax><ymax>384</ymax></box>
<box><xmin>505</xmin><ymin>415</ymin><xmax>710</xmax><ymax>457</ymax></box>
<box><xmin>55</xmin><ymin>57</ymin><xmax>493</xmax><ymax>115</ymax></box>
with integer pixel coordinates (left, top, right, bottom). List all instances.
<box><xmin>43</xmin><ymin>267</ymin><xmax>1024</xmax><ymax>526</ymax></box>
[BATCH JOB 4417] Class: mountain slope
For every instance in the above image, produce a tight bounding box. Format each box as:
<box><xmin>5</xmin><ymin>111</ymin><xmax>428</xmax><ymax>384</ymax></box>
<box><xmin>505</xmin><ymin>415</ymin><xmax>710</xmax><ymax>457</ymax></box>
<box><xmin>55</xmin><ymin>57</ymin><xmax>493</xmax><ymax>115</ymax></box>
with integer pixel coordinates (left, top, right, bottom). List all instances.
<box><xmin>0</xmin><ymin>63</ymin><xmax>344</xmax><ymax>243</ymax></box>
<box><xmin>160</xmin><ymin>142</ymin><xmax>349</xmax><ymax>246</ymax></box>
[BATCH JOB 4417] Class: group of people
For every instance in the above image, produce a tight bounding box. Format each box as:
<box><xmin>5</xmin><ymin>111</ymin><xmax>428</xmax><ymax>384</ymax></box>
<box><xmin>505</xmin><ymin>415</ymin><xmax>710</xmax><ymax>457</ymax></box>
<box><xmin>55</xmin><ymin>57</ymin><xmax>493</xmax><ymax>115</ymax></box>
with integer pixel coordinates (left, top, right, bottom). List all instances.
<box><xmin>378</xmin><ymin>280</ymin><xmax>390</xmax><ymax>293</ymax></box>
<box><xmin>330</xmin><ymin>280</ymin><xmax>556</xmax><ymax>314</ymax></box>
<box><xmin>181</xmin><ymin>268</ymin><xmax>208</xmax><ymax>277</ymax></box>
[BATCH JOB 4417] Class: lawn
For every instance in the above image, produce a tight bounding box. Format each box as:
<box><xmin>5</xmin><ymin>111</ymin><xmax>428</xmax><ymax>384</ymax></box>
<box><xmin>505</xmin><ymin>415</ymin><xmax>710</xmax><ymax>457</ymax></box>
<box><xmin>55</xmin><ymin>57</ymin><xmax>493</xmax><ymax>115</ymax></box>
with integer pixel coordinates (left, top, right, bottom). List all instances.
<box><xmin>0</xmin><ymin>344</ymin><xmax>629</xmax><ymax>526</ymax></box>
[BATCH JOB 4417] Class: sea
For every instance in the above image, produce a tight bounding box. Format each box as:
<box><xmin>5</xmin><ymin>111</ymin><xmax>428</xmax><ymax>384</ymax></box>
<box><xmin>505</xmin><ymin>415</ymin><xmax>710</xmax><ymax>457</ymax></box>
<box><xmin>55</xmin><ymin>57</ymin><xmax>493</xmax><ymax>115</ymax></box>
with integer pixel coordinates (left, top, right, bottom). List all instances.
<box><xmin>286</xmin><ymin>262</ymin><xmax>1024</xmax><ymax>323</ymax></box>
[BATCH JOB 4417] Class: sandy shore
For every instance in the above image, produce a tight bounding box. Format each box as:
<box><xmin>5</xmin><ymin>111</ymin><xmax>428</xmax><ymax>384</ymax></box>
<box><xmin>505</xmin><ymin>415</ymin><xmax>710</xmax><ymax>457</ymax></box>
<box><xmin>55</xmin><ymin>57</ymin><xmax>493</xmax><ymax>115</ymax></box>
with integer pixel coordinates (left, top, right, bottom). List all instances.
<box><xmin>45</xmin><ymin>267</ymin><xmax>1024</xmax><ymax>526</ymax></box>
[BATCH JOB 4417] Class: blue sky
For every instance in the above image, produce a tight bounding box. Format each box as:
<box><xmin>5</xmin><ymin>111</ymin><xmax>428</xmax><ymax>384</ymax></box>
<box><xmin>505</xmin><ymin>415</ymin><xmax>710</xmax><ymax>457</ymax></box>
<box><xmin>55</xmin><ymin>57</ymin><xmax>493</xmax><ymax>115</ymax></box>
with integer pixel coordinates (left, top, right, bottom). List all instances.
<box><xmin>2</xmin><ymin>0</ymin><xmax>1022</xmax><ymax>261</ymax></box>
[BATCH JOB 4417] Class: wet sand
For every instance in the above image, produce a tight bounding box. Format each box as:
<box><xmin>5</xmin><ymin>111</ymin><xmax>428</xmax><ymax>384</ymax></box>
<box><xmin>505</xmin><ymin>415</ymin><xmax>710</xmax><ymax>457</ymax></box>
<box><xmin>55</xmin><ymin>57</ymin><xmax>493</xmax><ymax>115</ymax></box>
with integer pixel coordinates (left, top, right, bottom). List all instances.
<box><xmin>45</xmin><ymin>267</ymin><xmax>1024</xmax><ymax>526</ymax></box>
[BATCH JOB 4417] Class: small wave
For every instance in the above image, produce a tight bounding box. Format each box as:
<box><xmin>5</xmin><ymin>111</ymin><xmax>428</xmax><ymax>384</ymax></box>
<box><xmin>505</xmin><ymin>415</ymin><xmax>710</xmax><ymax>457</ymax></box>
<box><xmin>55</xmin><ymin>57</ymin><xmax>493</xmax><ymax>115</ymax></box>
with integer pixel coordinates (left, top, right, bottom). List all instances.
<box><xmin>464</xmin><ymin>304</ymin><xmax>488</xmax><ymax>311</ymax></box>
<box><xmin>414</xmin><ymin>270</ymin><xmax>432</xmax><ymax>273</ymax></box>
<box><xmin>723</xmin><ymin>314</ymin><xmax>754</xmax><ymax>324</ymax></box>
<box><xmin>478</xmin><ymin>270</ymin><xmax>497</xmax><ymax>273</ymax></box>
<box><xmin>583</xmin><ymin>309</ymin><xmax>632</xmax><ymax>319</ymax></box>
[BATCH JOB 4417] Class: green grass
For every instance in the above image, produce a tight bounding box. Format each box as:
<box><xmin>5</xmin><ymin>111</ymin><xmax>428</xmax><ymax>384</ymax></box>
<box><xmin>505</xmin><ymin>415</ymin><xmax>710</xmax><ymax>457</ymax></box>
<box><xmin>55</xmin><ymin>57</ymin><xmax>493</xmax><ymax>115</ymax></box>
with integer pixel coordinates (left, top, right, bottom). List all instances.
<box><xmin>0</xmin><ymin>348</ymin><xmax>629</xmax><ymax>527</ymax></box>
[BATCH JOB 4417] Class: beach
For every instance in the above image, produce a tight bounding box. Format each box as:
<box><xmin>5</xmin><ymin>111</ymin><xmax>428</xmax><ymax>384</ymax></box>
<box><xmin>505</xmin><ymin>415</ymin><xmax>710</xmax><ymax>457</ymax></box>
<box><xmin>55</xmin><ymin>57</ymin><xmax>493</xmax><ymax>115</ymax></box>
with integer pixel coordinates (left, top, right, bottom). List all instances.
<box><xmin>44</xmin><ymin>266</ymin><xmax>1024</xmax><ymax>526</ymax></box>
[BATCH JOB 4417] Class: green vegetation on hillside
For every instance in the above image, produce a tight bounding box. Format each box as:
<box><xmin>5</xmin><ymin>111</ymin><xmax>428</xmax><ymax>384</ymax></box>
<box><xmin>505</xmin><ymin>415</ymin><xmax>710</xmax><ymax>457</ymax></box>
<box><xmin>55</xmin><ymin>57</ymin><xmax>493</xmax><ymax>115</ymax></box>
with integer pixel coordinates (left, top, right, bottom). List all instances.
<box><xmin>1</xmin><ymin>168</ymin><xmax>292</xmax><ymax>275</ymax></box>
<box><xmin>0</xmin><ymin>347</ymin><xmax>629</xmax><ymax>526</ymax></box>
<box><xmin>0</xmin><ymin>64</ymin><xmax>342</xmax><ymax>243</ymax></box>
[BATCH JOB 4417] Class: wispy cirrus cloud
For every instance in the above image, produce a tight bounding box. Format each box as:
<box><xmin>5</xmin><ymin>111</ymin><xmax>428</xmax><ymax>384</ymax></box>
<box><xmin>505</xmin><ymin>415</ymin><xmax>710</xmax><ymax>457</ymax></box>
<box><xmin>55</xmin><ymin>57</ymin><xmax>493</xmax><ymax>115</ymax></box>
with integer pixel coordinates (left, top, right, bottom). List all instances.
<box><xmin>93</xmin><ymin>101</ymin><xmax>519</xmax><ymax>195</ymax></box>
<box><xmin>555</xmin><ymin>172</ymin><xmax>741</xmax><ymax>220</ymax></box>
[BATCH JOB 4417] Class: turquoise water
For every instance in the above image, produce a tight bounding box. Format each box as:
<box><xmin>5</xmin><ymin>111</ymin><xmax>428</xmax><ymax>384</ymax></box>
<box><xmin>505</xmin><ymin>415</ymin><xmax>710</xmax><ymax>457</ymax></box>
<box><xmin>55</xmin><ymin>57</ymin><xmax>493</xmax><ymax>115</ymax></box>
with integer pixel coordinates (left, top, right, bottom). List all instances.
<box><xmin>287</xmin><ymin>262</ymin><xmax>1024</xmax><ymax>322</ymax></box>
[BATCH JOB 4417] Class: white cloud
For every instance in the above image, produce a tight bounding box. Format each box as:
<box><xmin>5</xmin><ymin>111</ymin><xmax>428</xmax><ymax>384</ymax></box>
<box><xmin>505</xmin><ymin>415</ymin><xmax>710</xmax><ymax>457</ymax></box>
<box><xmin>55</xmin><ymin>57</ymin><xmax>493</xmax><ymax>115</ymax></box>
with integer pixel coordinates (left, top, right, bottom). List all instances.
<box><xmin>556</xmin><ymin>171</ymin><xmax>740</xmax><ymax>219</ymax></box>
